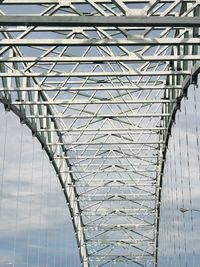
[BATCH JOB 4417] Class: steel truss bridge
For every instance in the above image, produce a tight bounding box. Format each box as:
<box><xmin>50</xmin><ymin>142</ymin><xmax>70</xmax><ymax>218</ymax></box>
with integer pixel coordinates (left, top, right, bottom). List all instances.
<box><xmin>0</xmin><ymin>1</ymin><xmax>199</xmax><ymax>266</ymax></box>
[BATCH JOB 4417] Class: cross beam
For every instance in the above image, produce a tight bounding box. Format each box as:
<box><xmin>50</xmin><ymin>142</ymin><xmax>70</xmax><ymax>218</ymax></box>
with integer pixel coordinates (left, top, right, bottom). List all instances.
<box><xmin>0</xmin><ymin>16</ymin><xmax>199</xmax><ymax>27</ymax></box>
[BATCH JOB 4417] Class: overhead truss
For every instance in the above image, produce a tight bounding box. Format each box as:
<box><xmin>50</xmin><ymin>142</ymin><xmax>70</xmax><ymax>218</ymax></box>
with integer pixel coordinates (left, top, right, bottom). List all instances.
<box><xmin>0</xmin><ymin>1</ymin><xmax>199</xmax><ymax>266</ymax></box>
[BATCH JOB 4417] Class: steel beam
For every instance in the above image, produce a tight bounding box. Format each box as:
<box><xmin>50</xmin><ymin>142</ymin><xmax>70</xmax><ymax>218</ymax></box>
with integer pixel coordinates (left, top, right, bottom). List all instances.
<box><xmin>0</xmin><ymin>85</ymin><xmax>183</xmax><ymax>91</ymax></box>
<box><xmin>1</xmin><ymin>0</ymin><xmax>192</xmax><ymax>3</ymax></box>
<box><xmin>0</xmin><ymin>16</ymin><xmax>200</xmax><ymax>27</ymax></box>
<box><xmin>0</xmin><ymin>38</ymin><xmax>199</xmax><ymax>46</ymax></box>
<box><xmin>1</xmin><ymin>55</ymin><xmax>199</xmax><ymax>62</ymax></box>
<box><xmin>1</xmin><ymin>0</ymin><xmax>194</xmax><ymax>3</ymax></box>
<box><xmin>0</xmin><ymin>70</ymin><xmax>190</xmax><ymax>77</ymax></box>
<box><xmin>11</xmin><ymin>99</ymin><xmax>176</xmax><ymax>105</ymax></box>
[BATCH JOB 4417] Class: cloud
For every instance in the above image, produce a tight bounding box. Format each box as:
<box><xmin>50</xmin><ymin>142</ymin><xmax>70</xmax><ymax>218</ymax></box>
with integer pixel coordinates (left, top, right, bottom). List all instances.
<box><xmin>0</xmin><ymin>105</ymin><xmax>80</xmax><ymax>267</ymax></box>
<box><xmin>158</xmin><ymin>84</ymin><xmax>200</xmax><ymax>264</ymax></box>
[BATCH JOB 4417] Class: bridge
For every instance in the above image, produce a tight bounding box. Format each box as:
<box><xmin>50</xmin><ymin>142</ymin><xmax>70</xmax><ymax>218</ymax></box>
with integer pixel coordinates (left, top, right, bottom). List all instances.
<box><xmin>0</xmin><ymin>1</ymin><xmax>200</xmax><ymax>266</ymax></box>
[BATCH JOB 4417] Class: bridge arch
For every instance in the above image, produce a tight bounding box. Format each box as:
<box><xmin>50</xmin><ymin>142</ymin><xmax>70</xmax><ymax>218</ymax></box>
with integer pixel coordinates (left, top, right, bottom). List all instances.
<box><xmin>0</xmin><ymin>2</ymin><xmax>199</xmax><ymax>266</ymax></box>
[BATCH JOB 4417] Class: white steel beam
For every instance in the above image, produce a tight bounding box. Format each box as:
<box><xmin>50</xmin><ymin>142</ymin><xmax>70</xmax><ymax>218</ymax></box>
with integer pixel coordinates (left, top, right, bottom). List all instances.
<box><xmin>0</xmin><ymin>70</ymin><xmax>190</xmax><ymax>77</ymax></box>
<box><xmin>0</xmin><ymin>38</ymin><xmax>199</xmax><ymax>46</ymax></box>
<box><xmin>1</xmin><ymin>55</ymin><xmax>199</xmax><ymax>62</ymax></box>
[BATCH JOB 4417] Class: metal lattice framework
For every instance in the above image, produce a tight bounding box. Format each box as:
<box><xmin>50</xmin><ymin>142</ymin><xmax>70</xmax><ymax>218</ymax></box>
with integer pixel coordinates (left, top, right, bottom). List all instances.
<box><xmin>0</xmin><ymin>1</ymin><xmax>199</xmax><ymax>266</ymax></box>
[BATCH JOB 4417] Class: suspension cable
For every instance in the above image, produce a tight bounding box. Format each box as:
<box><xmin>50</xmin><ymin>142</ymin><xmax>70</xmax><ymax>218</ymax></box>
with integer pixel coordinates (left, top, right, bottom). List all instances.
<box><xmin>177</xmin><ymin>112</ymin><xmax>188</xmax><ymax>267</ymax></box>
<box><xmin>172</xmin><ymin>126</ymin><xmax>182</xmax><ymax>267</ymax></box>
<box><xmin>0</xmin><ymin>110</ymin><xmax>8</xmax><ymax>217</ymax></box>
<box><xmin>184</xmin><ymin>98</ymin><xmax>196</xmax><ymax>267</ymax></box>
<box><xmin>193</xmin><ymin>85</ymin><xmax>200</xmax><ymax>182</ymax></box>
<box><xmin>13</xmin><ymin>124</ymin><xmax>24</xmax><ymax>267</ymax></box>
<box><xmin>26</xmin><ymin>137</ymin><xmax>35</xmax><ymax>267</ymax></box>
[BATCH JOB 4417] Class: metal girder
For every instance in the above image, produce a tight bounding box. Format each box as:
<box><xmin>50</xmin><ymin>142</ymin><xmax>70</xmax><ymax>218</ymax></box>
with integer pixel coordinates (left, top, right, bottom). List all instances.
<box><xmin>0</xmin><ymin>15</ymin><xmax>200</xmax><ymax>27</ymax></box>
<box><xmin>1</xmin><ymin>55</ymin><xmax>200</xmax><ymax>62</ymax></box>
<box><xmin>25</xmin><ymin>113</ymin><xmax>171</xmax><ymax>118</ymax></box>
<box><xmin>0</xmin><ymin>0</ymin><xmax>195</xmax><ymax>3</ymax></box>
<box><xmin>0</xmin><ymin>38</ymin><xmax>199</xmax><ymax>46</ymax></box>
<box><xmin>10</xmin><ymin>99</ymin><xmax>176</xmax><ymax>105</ymax></box>
<box><xmin>0</xmin><ymin>70</ymin><xmax>190</xmax><ymax>77</ymax></box>
<box><xmin>0</xmin><ymin>1</ymin><xmax>199</xmax><ymax>267</ymax></box>
<box><xmin>0</xmin><ymin>85</ymin><xmax>184</xmax><ymax>91</ymax></box>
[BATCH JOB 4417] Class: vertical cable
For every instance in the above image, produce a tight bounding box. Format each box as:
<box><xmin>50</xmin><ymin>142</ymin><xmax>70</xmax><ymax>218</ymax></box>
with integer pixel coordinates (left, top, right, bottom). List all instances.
<box><xmin>163</xmin><ymin>163</ymin><xmax>169</xmax><ymax>266</ymax></box>
<box><xmin>172</xmin><ymin>127</ymin><xmax>181</xmax><ymax>267</ymax></box>
<box><xmin>168</xmin><ymin>143</ymin><xmax>176</xmax><ymax>267</ymax></box>
<box><xmin>177</xmin><ymin>113</ymin><xmax>187</xmax><ymax>267</ymax></box>
<box><xmin>193</xmin><ymin>85</ymin><xmax>200</xmax><ymax>182</ymax></box>
<box><xmin>44</xmin><ymin>158</ymin><xmax>50</xmax><ymax>266</ymax></box>
<box><xmin>184</xmin><ymin>99</ymin><xmax>195</xmax><ymax>267</ymax></box>
<box><xmin>38</xmin><ymin>151</ymin><xmax>45</xmax><ymax>267</ymax></box>
<box><xmin>46</xmin><ymin>163</ymin><xmax>53</xmax><ymax>267</ymax></box>
<box><xmin>13</xmin><ymin>124</ymin><xmax>24</xmax><ymax>267</ymax></box>
<box><xmin>161</xmin><ymin>161</ymin><xmax>166</xmax><ymax>266</ymax></box>
<box><xmin>0</xmin><ymin>110</ymin><xmax>8</xmax><ymax>217</ymax></box>
<box><xmin>165</xmin><ymin>158</ymin><xmax>171</xmax><ymax>266</ymax></box>
<box><xmin>26</xmin><ymin>137</ymin><xmax>35</xmax><ymax>267</ymax></box>
<box><xmin>53</xmin><ymin>174</ymin><xmax>59</xmax><ymax>267</ymax></box>
<box><xmin>59</xmin><ymin>195</ymin><xmax>64</xmax><ymax>267</ymax></box>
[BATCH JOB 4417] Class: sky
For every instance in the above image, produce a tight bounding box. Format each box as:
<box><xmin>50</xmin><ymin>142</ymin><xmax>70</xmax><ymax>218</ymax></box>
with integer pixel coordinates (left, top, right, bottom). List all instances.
<box><xmin>0</xmin><ymin>105</ymin><xmax>81</xmax><ymax>267</ymax></box>
<box><xmin>158</xmin><ymin>82</ymin><xmax>200</xmax><ymax>267</ymax></box>
<box><xmin>0</xmin><ymin>83</ymin><xmax>200</xmax><ymax>267</ymax></box>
